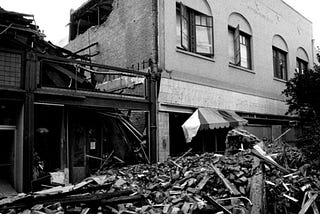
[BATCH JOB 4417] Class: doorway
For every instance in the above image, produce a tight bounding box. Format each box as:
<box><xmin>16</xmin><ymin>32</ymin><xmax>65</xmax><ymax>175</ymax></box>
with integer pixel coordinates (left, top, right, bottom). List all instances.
<box><xmin>0</xmin><ymin>126</ymin><xmax>16</xmax><ymax>197</ymax></box>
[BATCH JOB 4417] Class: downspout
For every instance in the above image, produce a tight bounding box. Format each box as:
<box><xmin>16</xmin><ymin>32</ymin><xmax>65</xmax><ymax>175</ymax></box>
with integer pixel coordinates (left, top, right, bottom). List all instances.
<box><xmin>152</xmin><ymin>0</ymin><xmax>159</xmax><ymax>67</ymax></box>
<box><xmin>311</xmin><ymin>38</ymin><xmax>316</xmax><ymax>64</ymax></box>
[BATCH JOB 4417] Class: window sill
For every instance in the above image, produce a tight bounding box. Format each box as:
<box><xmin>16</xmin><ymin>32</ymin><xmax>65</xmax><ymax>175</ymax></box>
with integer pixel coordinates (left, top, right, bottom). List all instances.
<box><xmin>273</xmin><ymin>77</ymin><xmax>287</xmax><ymax>83</ymax></box>
<box><xmin>176</xmin><ymin>48</ymin><xmax>215</xmax><ymax>62</ymax></box>
<box><xmin>229</xmin><ymin>63</ymin><xmax>255</xmax><ymax>74</ymax></box>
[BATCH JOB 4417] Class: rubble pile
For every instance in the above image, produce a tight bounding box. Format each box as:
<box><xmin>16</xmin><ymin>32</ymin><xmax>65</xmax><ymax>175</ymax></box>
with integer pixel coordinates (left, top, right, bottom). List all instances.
<box><xmin>0</xmin><ymin>151</ymin><xmax>255</xmax><ymax>214</ymax></box>
<box><xmin>265</xmin><ymin>144</ymin><xmax>320</xmax><ymax>214</ymax></box>
<box><xmin>225</xmin><ymin>129</ymin><xmax>261</xmax><ymax>154</ymax></box>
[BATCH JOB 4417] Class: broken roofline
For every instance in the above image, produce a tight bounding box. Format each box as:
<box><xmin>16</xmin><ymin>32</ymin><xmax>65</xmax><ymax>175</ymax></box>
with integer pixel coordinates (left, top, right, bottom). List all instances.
<box><xmin>70</xmin><ymin>0</ymin><xmax>113</xmax><ymax>21</ymax></box>
<box><xmin>38</xmin><ymin>53</ymin><xmax>151</xmax><ymax>78</ymax></box>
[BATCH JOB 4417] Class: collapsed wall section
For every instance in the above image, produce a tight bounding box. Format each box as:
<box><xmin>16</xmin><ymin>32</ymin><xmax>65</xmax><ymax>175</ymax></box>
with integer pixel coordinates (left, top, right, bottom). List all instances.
<box><xmin>66</xmin><ymin>0</ymin><xmax>156</xmax><ymax>69</ymax></box>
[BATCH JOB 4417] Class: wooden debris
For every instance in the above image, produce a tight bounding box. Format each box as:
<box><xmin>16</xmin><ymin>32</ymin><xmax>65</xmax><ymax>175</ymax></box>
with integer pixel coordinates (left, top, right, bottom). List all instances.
<box><xmin>211</xmin><ymin>164</ymin><xmax>241</xmax><ymax>195</ymax></box>
<box><xmin>251</xmin><ymin>147</ymin><xmax>290</xmax><ymax>174</ymax></box>
<box><xmin>0</xmin><ymin>151</ymin><xmax>258</xmax><ymax>214</ymax></box>
<box><xmin>299</xmin><ymin>193</ymin><xmax>318</xmax><ymax>214</ymax></box>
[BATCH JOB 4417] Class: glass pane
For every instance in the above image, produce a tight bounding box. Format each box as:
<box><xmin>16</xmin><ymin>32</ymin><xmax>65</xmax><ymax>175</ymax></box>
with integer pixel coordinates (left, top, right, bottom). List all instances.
<box><xmin>240</xmin><ymin>44</ymin><xmax>248</xmax><ymax>68</ymax></box>
<box><xmin>182</xmin><ymin>18</ymin><xmax>189</xmax><ymax>50</ymax></box>
<box><xmin>207</xmin><ymin>17</ymin><xmax>212</xmax><ymax>26</ymax></box>
<box><xmin>228</xmin><ymin>31</ymin><xmax>235</xmax><ymax>63</ymax></box>
<box><xmin>196</xmin><ymin>26</ymin><xmax>213</xmax><ymax>54</ymax></box>
<box><xmin>196</xmin><ymin>15</ymin><xmax>201</xmax><ymax>25</ymax></box>
<box><xmin>201</xmin><ymin>16</ymin><xmax>206</xmax><ymax>25</ymax></box>
<box><xmin>181</xmin><ymin>4</ymin><xmax>189</xmax><ymax>50</ymax></box>
<box><xmin>176</xmin><ymin>11</ymin><xmax>181</xmax><ymax>47</ymax></box>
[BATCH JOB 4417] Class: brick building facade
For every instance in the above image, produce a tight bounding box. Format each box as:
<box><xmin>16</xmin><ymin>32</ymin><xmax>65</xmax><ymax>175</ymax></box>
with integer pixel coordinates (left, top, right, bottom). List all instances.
<box><xmin>66</xmin><ymin>0</ymin><xmax>315</xmax><ymax>162</ymax></box>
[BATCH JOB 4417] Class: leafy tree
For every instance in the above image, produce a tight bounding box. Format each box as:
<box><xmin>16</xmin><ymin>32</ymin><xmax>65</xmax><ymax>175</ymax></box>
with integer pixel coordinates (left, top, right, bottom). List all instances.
<box><xmin>283</xmin><ymin>62</ymin><xmax>320</xmax><ymax>164</ymax></box>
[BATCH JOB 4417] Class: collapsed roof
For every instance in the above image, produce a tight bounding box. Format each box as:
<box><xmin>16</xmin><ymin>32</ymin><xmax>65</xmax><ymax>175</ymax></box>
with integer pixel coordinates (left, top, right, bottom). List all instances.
<box><xmin>69</xmin><ymin>0</ymin><xmax>114</xmax><ymax>41</ymax></box>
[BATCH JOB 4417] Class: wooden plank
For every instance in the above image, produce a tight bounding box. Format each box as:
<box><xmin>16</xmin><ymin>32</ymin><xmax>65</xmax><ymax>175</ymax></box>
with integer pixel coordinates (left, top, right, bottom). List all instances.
<box><xmin>203</xmin><ymin>195</ymin><xmax>232</xmax><ymax>214</ymax></box>
<box><xmin>195</xmin><ymin>174</ymin><xmax>211</xmax><ymax>191</ymax></box>
<box><xmin>251</xmin><ymin>148</ymin><xmax>290</xmax><ymax>174</ymax></box>
<box><xmin>211</xmin><ymin>164</ymin><xmax>240</xmax><ymax>195</ymax></box>
<box><xmin>298</xmin><ymin>193</ymin><xmax>318</xmax><ymax>214</ymax></box>
<box><xmin>0</xmin><ymin>190</ymin><xmax>133</xmax><ymax>211</ymax></box>
<box><xmin>47</xmin><ymin>63</ymin><xmax>85</xmax><ymax>84</ymax></box>
<box><xmin>249</xmin><ymin>157</ymin><xmax>265</xmax><ymax>214</ymax></box>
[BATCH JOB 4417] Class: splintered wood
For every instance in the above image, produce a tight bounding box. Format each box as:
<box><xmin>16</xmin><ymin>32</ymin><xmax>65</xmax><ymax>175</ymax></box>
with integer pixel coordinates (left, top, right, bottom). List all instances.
<box><xmin>0</xmin><ymin>151</ymin><xmax>255</xmax><ymax>214</ymax></box>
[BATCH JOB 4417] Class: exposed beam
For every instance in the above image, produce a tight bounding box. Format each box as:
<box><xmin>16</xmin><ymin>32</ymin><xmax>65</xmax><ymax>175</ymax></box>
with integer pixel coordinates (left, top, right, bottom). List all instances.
<box><xmin>34</xmin><ymin>88</ymin><xmax>150</xmax><ymax>110</ymax></box>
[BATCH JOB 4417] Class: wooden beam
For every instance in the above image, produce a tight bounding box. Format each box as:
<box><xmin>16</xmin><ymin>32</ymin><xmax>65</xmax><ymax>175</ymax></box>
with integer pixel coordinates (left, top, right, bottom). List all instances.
<box><xmin>211</xmin><ymin>164</ymin><xmax>241</xmax><ymax>195</ymax></box>
<box><xmin>34</xmin><ymin>90</ymin><xmax>150</xmax><ymax>111</ymax></box>
<box><xmin>47</xmin><ymin>63</ymin><xmax>85</xmax><ymax>84</ymax></box>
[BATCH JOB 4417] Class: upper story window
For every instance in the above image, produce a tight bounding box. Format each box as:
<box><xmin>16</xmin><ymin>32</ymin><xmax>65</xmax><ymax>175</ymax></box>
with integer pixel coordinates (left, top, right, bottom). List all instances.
<box><xmin>228</xmin><ymin>13</ymin><xmax>252</xmax><ymax>70</ymax></box>
<box><xmin>273</xmin><ymin>47</ymin><xmax>288</xmax><ymax>80</ymax></box>
<box><xmin>229</xmin><ymin>26</ymin><xmax>251</xmax><ymax>69</ymax></box>
<box><xmin>176</xmin><ymin>2</ymin><xmax>213</xmax><ymax>57</ymax></box>
<box><xmin>296</xmin><ymin>47</ymin><xmax>309</xmax><ymax>74</ymax></box>
<box><xmin>296</xmin><ymin>58</ymin><xmax>308</xmax><ymax>74</ymax></box>
<box><xmin>272</xmin><ymin>35</ymin><xmax>288</xmax><ymax>81</ymax></box>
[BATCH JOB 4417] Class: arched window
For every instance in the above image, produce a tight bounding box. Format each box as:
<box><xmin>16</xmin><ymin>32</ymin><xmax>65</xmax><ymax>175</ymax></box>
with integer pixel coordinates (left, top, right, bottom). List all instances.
<box><xmin>272</xmin><ymin>35</ymin><xmax>288</xmax><ymax>80</ymax></box>
<box><xmin>176</xmin><ymin>0</ymin><xmax>214</xmax><ymax>57</ymax></box>
<box><xmin>296</xmin><ymin>47</ymin><xmax>309</xmax><ymax>74</ymax></box>
<box><xmin>228</xmin><ymin>13</ymin><xmax>252</xmax><ymax>69</ymax></box>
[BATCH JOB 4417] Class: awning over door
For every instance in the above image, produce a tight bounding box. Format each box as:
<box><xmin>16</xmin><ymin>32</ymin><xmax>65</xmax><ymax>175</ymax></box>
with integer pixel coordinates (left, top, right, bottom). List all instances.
<box><xmin>182</xmin><ymin>108</ymin><xmax>248</xmax><ymax>143</ymax></box>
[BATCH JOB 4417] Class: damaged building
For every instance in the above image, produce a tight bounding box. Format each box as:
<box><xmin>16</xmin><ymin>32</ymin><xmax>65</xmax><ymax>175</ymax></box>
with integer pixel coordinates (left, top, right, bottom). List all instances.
<box><xmin>0</xmin><ymin>7</ymin><xmax>157</xmax><ymax>193</ymax></box>
<box><xmin>66</xmin><ymin>0</ymin><xmax>315</xmax><ymax>161</ymax></box>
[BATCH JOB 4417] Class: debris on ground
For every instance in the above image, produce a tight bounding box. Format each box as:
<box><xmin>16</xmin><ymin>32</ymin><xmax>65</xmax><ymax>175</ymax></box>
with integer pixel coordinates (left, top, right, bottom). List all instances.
<box><xmin>264</xmin><ymin>141</ymin><xmax>320</xmax><ymax>214</ymax></box>
<box><xmin>0</xmin><ymin>151</ymin><xmax>257</xmax><ymax>214</ymax></box>
<box><xmin>2</xmin><ymin>128</ymin><xmax>320</xmax><ymax>214</ymax></box>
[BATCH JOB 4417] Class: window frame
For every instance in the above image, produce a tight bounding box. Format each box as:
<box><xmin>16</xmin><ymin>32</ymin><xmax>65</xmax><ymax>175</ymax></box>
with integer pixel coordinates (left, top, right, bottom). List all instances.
<box><xmin>228</xmin><ymin>26</ymin><xmax>252</xmax><ymax>70</ymax></box>
<box><xmin>176</xmin><ymin>2</ymin><xmax>214</xmax><ymax>58</ymax></box>
<box><xmin>296</xmin><ymin>57</ymin><xmax>308</xmax><ymax>74</ymax></box>
<box><xmin>273</xmin><ymin>46</ymin><xmax>288</xmax><ymax>80</ymax></box>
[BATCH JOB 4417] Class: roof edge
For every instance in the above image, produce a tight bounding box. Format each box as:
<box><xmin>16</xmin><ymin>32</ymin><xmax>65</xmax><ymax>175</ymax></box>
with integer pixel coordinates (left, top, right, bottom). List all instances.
<box><xmin>281</xmin><ymin>0</ymin><xmax>312</xmax><ymax>24</ymax></box>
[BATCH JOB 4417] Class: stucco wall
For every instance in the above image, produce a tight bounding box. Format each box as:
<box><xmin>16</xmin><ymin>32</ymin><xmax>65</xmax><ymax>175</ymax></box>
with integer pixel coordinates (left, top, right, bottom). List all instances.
<box><xmin>65</xmin><ymin>0</ymin><xmax>156</xmax><ymax>69</ymax></box>
<box><xmin>158</xmin><ymin>0</ymin><xmax>314</xmax><ymax>114</ymax></box>
<box><xmin>158</xmin><ymin>78</ymin><xmax>288</xmax><ymax>115</ymax></box>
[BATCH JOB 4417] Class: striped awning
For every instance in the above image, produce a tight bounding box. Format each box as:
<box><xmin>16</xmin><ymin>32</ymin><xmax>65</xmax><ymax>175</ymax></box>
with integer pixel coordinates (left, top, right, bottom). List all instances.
<box><xmin>182</xmin><ymin>108</ymin><xmax>248</xmax><ymax>143</ymax></box>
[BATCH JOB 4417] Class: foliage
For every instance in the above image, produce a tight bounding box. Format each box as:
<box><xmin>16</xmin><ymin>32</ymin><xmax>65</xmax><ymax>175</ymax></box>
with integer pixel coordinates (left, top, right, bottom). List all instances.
<box><xmin>283</xmin><ymin>64</ymin><xmax>320</xmax><ymax>164</ymax></box>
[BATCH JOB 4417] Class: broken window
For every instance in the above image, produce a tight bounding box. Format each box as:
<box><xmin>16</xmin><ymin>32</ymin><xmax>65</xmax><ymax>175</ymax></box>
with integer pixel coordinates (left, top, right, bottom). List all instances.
<box><xmin>229</xmin><ymin>25</ymin><xmax>252</xmax><ymax>69</ymax></box>
<box><xmin>176</xmin><ymin>2</ymin><xmax>214</xmax><ymax>57</ymax></box>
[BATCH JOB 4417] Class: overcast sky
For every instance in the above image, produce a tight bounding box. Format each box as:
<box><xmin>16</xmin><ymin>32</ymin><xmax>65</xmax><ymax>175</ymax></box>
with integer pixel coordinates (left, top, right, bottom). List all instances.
<box><xmin>1</xmin><ymin>0</ymin><xmax>319</xmax><ymax>47</ymax></box>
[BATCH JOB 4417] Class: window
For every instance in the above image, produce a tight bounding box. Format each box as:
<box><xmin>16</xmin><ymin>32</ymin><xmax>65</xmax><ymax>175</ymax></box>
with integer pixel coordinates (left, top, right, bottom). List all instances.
<box><xmin>229</xmin><ymin>26</ymin><xmax>251</xmax><ymax>69</ymax></box>
<box><xmin>176</xmin><ymin>3</ymin><xmax>213</xmax><ymax>57</ymax></box>
<box><xmin>273</xmin><ymin>47</ymin><xmax>287</xmax><ymax>80</ymax></box>
<box><xmin>296</xmin><ymin>58</ymin><xmax>308</xmax><ymax>74</ymax></box>
<box><xmin>0</xmin><ymin>51</ymin><xmax>21</xmax><ymax>88</ymax></box>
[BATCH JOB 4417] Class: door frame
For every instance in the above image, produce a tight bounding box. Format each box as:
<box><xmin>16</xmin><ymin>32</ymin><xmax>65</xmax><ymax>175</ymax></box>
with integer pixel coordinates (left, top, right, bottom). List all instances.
<box><xmin>0</xmin><ymin>125</ymin><xmax>17</xmax><ymax>190</ymax></box>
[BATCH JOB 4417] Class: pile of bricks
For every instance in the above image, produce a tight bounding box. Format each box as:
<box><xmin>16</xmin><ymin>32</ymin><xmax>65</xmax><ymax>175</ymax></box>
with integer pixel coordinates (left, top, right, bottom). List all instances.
<box><xmin>0</xmin><ymin>151</ymin><xmax>256</xmax><ymax>214</ymax></box>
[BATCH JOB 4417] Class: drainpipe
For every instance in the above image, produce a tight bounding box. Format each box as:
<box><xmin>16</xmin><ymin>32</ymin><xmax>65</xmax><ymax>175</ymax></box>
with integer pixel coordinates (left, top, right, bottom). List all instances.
<box><xmin>311</xmin><ymin>39</ymin><xmax>315</xmax><ymax>65</ymax></box>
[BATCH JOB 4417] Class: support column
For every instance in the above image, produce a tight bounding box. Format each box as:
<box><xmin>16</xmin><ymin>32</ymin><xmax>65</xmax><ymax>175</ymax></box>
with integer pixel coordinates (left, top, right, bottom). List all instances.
<box><xmin>23</xmin><ymin>52</ymin><xmax>37</xmax><ymax>192</ymax></box>
<box><xmin>149</xmin><ymin>63</ymin><xmax>158</xmax><ymax>163</ymax></box>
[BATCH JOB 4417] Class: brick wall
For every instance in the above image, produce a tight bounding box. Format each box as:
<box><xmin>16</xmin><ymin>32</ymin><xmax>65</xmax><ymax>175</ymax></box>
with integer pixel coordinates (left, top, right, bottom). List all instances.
<box><xmin>66</xmin><ymin>0</ymin><xmax>156</xmax><ymax>69</ymax></box>
<box><xmin>158</xmin><ymin>112</ymin><xmax>170</xmax><ymax>162</ymax></box>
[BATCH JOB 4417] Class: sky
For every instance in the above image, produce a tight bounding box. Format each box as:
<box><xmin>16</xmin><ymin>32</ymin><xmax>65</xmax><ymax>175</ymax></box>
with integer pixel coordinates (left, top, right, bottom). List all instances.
<box><xmin>0</xmin><ymin>0</ymin><xmax>88</xmax><ymax>46</ymax></box>
<box><xmin>0</xmin><ymin>0</ymin><xmax>319</xmax><ymax>47</ymax></box>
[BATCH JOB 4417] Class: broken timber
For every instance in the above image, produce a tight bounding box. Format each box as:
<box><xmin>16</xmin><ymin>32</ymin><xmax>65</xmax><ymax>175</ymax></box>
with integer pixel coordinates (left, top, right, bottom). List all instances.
<box><xmin>211</xmin><ymin>164</ymin><xmax>241</xmax><ymax>195</ymax></box>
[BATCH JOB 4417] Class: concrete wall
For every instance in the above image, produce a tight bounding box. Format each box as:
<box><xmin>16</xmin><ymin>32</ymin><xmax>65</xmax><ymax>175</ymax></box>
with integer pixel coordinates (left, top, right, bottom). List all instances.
<box><xmin>158</xmin><ymin>78</ymin><xmax>288</xmax><ymax>115</ymax></box>
<box><xmin>158</xmin><ymin>0</ymin><xmax>314</xmax><ymax>113</ymax></box>
<box><xmin>66</xmin><ymin>0</ymin><xmax>156</xmax><ymax>69</ymax></box>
